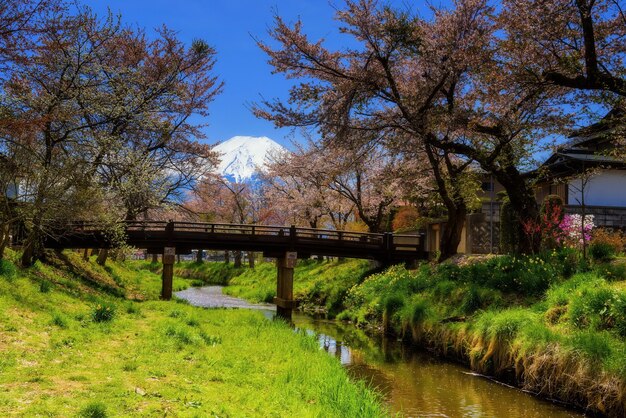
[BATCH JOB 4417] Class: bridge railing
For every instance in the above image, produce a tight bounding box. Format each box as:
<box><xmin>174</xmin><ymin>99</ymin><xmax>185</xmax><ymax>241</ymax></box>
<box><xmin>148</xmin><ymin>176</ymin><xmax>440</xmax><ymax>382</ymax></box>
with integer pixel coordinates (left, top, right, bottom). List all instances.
<box><xmin>293</xmin><ymin>226</ymin><xmax>384</xmax><ymax>243</ymax></box>
<box><xmin>161</xmin><ymin>222</ymin><xmax>295</xmax><ymax>237</ymax></box>
<box><xmin>59</xmin><ymin>220</ymin><xmax>425</xmax><ymax>254</ymax></box>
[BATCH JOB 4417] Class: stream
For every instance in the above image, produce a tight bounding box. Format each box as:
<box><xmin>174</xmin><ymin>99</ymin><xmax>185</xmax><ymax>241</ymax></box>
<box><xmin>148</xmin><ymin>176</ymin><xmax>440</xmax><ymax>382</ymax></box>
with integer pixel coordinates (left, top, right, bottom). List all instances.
<box><xmin>175</xmin><ymin>286</ymin><xmax>586</xmax><ymax>417</ymax></box>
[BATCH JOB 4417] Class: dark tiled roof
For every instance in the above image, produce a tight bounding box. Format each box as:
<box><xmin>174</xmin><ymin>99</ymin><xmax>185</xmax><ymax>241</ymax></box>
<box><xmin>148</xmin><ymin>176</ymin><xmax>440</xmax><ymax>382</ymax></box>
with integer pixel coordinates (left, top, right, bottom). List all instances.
<box><xmin>564</xmin><ymin>107</ymin><xmax>625</xmax><ymax>150</ymax></box>
<box><xmin>527</xmin><ymin>108</ymin><xmax>625</xmax><ymax>179</ymax></box>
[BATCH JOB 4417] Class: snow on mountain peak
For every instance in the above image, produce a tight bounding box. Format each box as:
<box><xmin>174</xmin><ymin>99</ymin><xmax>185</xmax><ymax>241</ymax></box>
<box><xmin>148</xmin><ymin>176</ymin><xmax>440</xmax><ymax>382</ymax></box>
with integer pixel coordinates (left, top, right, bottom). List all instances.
<box><xmin>213</xmin><ymin>136</ymin><xmax>285</xmax><ymax>182</ymax></box>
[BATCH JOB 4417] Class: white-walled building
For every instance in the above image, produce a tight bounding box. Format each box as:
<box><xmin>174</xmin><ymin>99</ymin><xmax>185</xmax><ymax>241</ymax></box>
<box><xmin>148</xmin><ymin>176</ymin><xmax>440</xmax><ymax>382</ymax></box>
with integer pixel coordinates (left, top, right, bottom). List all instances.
<box><xmin>533</xmin><ymin>107</ymin><xmax>626</xmax><ymax>222</ymax></box>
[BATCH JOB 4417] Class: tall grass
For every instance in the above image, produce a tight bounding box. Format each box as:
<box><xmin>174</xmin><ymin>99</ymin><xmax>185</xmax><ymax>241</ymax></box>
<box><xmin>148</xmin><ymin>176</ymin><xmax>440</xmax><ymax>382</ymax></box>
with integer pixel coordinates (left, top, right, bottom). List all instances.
<box><xmin>0</xmin><ymin>251</ymin><xmax>387</xmax><ymax>417</ymax></box>
<box><xmin>223</xmin><ymin>259</ymin><xmax>373</xmax><ymax>317</ymax></box>
<box><xmin>210</xmin><ymin>250</ymin><xmax>619</xmax><ymax>415</ymax></box>
<box><xmin>329</xmin><ymin>256</ymin><xmax>626</xmax><ymax>417</ymax></box>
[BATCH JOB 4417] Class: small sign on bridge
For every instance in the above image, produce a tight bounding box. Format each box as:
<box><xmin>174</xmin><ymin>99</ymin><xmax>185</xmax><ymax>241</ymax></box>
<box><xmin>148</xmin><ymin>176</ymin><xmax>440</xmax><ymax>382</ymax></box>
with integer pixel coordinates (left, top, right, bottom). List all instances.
<box><xmin>285</xmin><ymin>251</ymin><xmax>297</xmax><ymax>268</ymax></box>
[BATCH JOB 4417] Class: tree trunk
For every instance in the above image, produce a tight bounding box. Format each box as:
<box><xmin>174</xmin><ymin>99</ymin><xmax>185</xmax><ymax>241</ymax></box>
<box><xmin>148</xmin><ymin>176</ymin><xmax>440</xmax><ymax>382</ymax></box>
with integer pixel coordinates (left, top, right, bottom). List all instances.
<box><xmin>224</xmin><ymin>250</ymin><xmax>230</xmax><ymax>264</ymax></box>
<box><xmin>96</xmin><ymin>248</ymin><xmax>108</xmax><ymax>266</ymax></box>
<box><xmin>83</xmin><ymin>248</ymin><xmax>89</xmax><ymax>261</ymax></box>
<box><xmin>151</xmin><ymin>253</ymin><xmax>158</xmax><ymax>263</ymax></box>
<box><xmin>21</xmin><ymin>135</ymin><xmax>53</xmax><ymax>267</ymax></box>
<box><xmin>196</xmin><ymin>249</ymin><xmax>203</xmax><ymax>263</ymax></box>
<box><xmin>234</xmin><ymin>251</ymin><xmax>242</xmax><ymax>268</ymax></box>
<box><xmin>0</xmin><ymin>221</ymin><xmax>10</xmax><ymax>260</ymax></box>
<box><xmin>439</xmin><ymin>204</ymin><xmax>467</xmax><ymax>261</ymax></box>
<box><xmin>423</xmin><ymin>142</ymin><xmax>467</xmax><ymax>261</ymax></box>
<box><xmin>494</xmin><ymin>169</ymin><xmax>540</xmax><ymax>254</ymax></box>
<box><xmin>248</xmin><ymin>251</ymin><xmax>255</xmax><ymax>269</ymax></box>
<box><xmin>21</xmin><ymin>233</ymin><xmax>43</xmax><ymax>267</ymax></box>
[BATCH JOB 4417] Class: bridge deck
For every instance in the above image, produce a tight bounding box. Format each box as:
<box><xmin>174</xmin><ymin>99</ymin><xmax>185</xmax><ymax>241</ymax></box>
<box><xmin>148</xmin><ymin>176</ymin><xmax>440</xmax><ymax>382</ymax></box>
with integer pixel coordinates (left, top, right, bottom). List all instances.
<box><xmin>43</xmin><ymin>221</ymin><xmax>427</xmax><ymax>262</ymax></box>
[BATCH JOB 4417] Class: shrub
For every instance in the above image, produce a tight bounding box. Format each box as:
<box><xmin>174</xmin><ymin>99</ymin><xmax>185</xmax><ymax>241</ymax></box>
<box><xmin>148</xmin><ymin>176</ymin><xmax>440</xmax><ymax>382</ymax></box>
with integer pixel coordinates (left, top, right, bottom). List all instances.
<box><xmin>591</xmin><ymin>228</ymin><xmax>625</xmax><ymax>255</ymax></box>
<box><xmin>554</xmin><ymin>247</ymin><xmax>579</xmax><ymax>278</ymax></box>
<box><xmin>164</xmin><ymin>325</ymin><xmax>195</xmax><ymax>345</ymax></box>
<box><xmin>51</xmin><ymin>314</ymin><xmax>68</xmax><ymax>328</ymax></box>
<box><xmin>0</xmin><ymin>259</ymin><xmax>17</xmax><ymax>280</ymax></box>
<box><xmin>540</xmin><ymin>194</ymin><xmax>564</xmax><ymax>250</ymax></box>
<box><xmin>461</xmin><ymin>285</ymin><xmax>483</xmax><ymax>314</ymax></box>
<box><xmin>392</xmin><ymin>206</ymin><xmax>420</xmax><ymax>232</ymax></box>
<box><xmin>568</xmin><ymin>283</ymin><xmax>614</xmax><ymax>330</ymax></box>
<box><xmin>39</xmin><ymin>280</ymin><xmax>52</xmax><ymax>293</ymax></box>
<box><xmin>589</xmin><ymin>242</ymin><xmax>616</xmax><ymax>262</ymax></box>
<box><xmin>125</xmin><ymin>303</ymin><xmax>140</xmax><ymax>315</ymax></box>
<box><xmin>560</xmin><ymin>214</ymin><xmax>595</xmax><ymax>249</ymax></box>
<box><xmin>409</xmin><ymin>298</ymin><xmax>430</xmax><ymax>326</ymax></box>
<box><xmin>79</xmin><ymin>402</ymin><xmax>107</xmax><ymax>418</ymax></box>
<box><xmin>595</xmin><ymin>262</ymin><xmax>626</xmax><ymax>281</ymax></box>
<box><xmin>610</xmin><ymin>295</ymin><xmax>626</xmax><ymax>337</ymax></box>
<box><xmin>383</xmin><ymin>294</ymin><xmax>405</xmax><ymax>316</ymax></box>
<box><xmin>467</xmin><ymin>255</ymin><xmax>557</xmax><ymax>296</ymax></box>
<box><xmin>91</xmin><ymin>302</ymin><xmax>116</xmax><ymax>323</ymax></box>
<box><xmin>382</xmin><ymin>293</ymin><xmax>405</xmax><ymax>333</ymax></box>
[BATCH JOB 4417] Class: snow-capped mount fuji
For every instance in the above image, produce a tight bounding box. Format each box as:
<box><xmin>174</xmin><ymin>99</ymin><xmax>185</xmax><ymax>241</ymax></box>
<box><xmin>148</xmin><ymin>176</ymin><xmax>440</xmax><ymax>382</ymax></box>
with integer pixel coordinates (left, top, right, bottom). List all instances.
<box><xmin>214</xmin><ymin>136</ymin><xmax>285</xmax><ymax>183</ymax></box>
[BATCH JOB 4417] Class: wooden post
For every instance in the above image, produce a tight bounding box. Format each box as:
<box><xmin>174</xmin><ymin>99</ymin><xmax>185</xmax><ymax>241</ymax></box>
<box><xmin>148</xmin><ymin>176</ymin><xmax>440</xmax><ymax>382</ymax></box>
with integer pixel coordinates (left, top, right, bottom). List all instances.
<box><xmin>161</xmin><ymin>247</ymin><xmax>175</xmax><ymax>300</ymax></box>
<box><xmin>274</xmin><ymin>251</ymin><xmax>297</xmax><ymax>321</ymax></box>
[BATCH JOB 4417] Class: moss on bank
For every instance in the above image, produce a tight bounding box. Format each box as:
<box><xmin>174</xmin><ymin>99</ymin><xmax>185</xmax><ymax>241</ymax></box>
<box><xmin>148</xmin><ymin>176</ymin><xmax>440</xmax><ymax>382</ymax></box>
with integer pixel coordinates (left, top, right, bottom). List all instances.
<box><xmin>0</xmin><ymin>250</ymin><xmax>385</xmax><ymax>417</ymax></box>
<box><xmin>219</xmin><ymin>253</ymin><xmax>626</xmax><ymax>417</ymax></box>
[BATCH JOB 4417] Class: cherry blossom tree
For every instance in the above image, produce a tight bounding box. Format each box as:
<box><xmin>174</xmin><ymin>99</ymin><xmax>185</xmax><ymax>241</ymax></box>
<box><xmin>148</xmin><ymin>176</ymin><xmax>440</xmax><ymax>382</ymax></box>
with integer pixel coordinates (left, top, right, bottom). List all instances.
<box><xmin>312</xmin><ymin>142</ymin><xmax>401</xmax><ymax>233</ymax></box>
<box><xmin>254</xmin><ymin>0</ymin><xmax>487</xmax><ymax>257</ymax></box>
<box><xmin>0</xmin><ymin>3</ymin><xmax>222</xmax><ymax>265</ymax></box>
<box><xmin>263</xmin><ymin>149</ymin><xmax>330</xmax><ymax>228</ymax></box>
<box><xmin>500</xmin><ymin>0</ymin><xmax>626</xmax><ymax>100</ymax></box>
<box><xmin>500</xmin><ymin>0</ymin><xmax>626</xmax><ymax>160</ymax></box>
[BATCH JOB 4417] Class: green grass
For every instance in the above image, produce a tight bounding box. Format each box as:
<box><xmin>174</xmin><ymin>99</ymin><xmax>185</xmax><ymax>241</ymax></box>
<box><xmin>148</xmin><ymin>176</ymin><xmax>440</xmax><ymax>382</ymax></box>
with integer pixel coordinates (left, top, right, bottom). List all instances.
<box><xmin>211</xmin><ymin>248</ymin><xmax>626</xmax><ymax>415</ymax></box>
<box><xmin>329</xmin><ymin>255</ymin><xmax>626</xmax><ymax>416</ymax></box>
<box><xmin>173</xmin><ymin>261</ymin><xmax>246</xmax><ymax>285</ymax></box>
<box><xmin>223</xmin><ymin>259</ymin><xmax>374</xmax><ymax>318</ymax></box>
<box><xmin>0</xmin><ymin>251</ymin><xmax>386</xmax><ymax>417</ymax></box>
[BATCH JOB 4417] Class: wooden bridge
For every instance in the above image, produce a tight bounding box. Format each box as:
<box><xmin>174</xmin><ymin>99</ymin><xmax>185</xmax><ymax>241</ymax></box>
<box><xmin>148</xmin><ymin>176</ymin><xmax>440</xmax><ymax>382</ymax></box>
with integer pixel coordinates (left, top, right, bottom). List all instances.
<box><xmin>42</xmin><ymin>221</ymin><xmax>427</xmax><ymax>320</ymax></box>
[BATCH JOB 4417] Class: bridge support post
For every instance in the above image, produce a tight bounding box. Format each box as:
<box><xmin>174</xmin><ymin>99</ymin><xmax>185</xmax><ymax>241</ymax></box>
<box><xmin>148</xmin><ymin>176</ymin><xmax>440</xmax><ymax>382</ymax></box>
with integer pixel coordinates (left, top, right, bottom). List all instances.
<box><xmin>161</xmin><ymin>247</ymin><xmax>175</xmax><ymax>300</ymax></box>
<box><xmin>274</xmin><ymin>252</ymin><xmax>297</xmax><ymax>321</ymax></box>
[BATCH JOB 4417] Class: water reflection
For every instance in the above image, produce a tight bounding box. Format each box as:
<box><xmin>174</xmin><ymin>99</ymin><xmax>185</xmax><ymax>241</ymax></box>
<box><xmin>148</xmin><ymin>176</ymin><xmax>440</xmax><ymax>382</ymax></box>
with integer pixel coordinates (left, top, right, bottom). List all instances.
<box><xmin>293</xmin><ymin>314</ymin><xmax>584</xmax><ymax>418</ymax></box>
<box><xmin>177</xmin><ymin>287</ymin><xmax>584</xmax><ymax>417</ymax></box>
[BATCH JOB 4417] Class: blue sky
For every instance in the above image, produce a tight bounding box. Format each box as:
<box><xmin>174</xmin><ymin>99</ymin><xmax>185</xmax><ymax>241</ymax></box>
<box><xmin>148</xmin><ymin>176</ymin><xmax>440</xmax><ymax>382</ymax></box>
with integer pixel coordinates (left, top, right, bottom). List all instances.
<box><xmin>88</xmin><ymin>0</ymin><xmax>426</xmax><ymax>148</ymax></box>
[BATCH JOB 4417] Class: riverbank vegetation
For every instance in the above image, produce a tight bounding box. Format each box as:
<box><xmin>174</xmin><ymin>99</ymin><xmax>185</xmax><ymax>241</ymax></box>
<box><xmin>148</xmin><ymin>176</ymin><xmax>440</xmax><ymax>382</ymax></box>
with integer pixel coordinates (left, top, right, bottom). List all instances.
<box><xmin>222</xmin><ymin>259</ymin><xmax>372</xmax><ymax>317</ymax></box>
<box><xmin>129</xmin><ymin>259</ymin><xmax>245</xmax><ymax>288</ymax></box>
<box><xmin>0</xmin><ymin>249</ymin><xmax>385</xmax><ymax>417</ymax></box>
<box><xmin>214</xmin><ymin>251</ymin><xmax>626</xmax><ymax>417</ymax></box>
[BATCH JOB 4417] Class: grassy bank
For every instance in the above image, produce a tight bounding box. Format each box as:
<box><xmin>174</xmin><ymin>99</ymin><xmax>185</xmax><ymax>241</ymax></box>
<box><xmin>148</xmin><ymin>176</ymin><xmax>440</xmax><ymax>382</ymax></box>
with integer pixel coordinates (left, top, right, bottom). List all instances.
<box><xmin>222</xmin><ymin>259</ymin><xmax>374</xmax><ymax>317</ymax></box>
<box><xmin>0</xmin><ymin>250</ymin><xmax>385</xmax><ymax>417</ymax></box>
<box><xmin>127</xmin><ymin>259</ymin><xmax>245</xmax><ymax>287</ymax></box>
<box><xmin>218</xmin><ymin>253</ymin><xmax>626</xmax><ymax>417</ymax></box>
